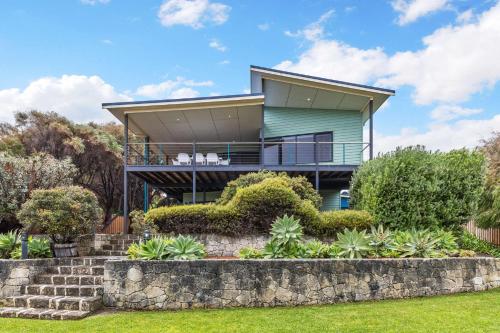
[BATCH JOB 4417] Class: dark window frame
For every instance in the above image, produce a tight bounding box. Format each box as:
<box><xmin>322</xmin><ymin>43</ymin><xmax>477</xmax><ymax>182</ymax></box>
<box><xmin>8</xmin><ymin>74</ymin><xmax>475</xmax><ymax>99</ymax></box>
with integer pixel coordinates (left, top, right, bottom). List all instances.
<box><xmin>265</xmin><ymin>131</ymin><xmax>334</xmax><ymax>164</ymax></box>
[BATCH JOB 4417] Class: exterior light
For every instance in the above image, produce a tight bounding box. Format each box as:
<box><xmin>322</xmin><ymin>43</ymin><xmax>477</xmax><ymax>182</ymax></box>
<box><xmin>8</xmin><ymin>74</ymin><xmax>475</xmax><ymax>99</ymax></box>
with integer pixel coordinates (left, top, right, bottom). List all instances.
<box><xmin>143</xmin><ymin>229</ymin><xmax>151</xmax><ymax>241</ymax></box>
<box><xmin>176</xmin><ymin>118</ymin><xmax>180</xmax><ymax>121</ymax></box>
<box><xmin>306</xmin><ymin>97</ymin><xmax>311</xmax><ymax>101</ymax></box>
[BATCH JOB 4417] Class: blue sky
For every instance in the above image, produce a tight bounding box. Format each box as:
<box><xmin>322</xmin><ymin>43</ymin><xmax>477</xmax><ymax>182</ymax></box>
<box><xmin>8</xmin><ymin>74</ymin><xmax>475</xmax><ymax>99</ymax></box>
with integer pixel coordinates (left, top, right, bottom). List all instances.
<box><xmin>0</xmin><ymin>0</ymin><xmax>499</xmax><ymax>153</ymax></box>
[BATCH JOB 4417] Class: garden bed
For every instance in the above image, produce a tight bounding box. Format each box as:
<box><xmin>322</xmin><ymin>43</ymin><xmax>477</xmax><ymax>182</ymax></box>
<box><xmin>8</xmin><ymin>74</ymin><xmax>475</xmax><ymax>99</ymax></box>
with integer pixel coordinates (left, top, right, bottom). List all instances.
<box><xmin>102</xmin><ymin>257</ymin><xmax>500</xmax><ymax>310</ymax></box>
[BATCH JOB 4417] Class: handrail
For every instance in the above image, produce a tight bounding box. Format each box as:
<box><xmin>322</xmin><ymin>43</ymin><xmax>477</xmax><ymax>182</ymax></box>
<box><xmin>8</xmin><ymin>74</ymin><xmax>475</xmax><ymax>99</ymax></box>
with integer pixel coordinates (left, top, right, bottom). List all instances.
<box><xmin>127</xmin><ymin>141</ymin><xmax>369</xmax><ymax>145</ymax></box>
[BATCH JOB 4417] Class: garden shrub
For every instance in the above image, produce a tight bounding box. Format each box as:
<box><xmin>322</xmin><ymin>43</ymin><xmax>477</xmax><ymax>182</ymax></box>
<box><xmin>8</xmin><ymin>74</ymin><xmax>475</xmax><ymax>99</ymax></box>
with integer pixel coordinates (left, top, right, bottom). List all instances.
<box><xmin>130</xmin><ymin>209</ymin><xmax>159</xmax><ymax>236</ymax></box>
<box><xmin>217</xmin><ymin>170</ymin><xmax>277</xmax><ymax>205</ymax></box>
<box><xmin>310</xmin><ymin>210</ymin><xmax>374</xmax><ymax>236</ymax></box>
<box><xmin>145</xmin><ymin>204</ymin><xmax>241</xmax><ymax>235</ymax></box>
<box><xmin>350</xmin><ymin>146</ymin><xmax>484</xmax><ymax>231</ymax></box>
<box><xmin>229</xmin><ymin>178</ymin><xmax>302</xmax><ymax>231</ymax></box>
<box><xmin>17</xmin><ymin>186</ymin><xmax>101</xmax><ymax>243</ymax></box>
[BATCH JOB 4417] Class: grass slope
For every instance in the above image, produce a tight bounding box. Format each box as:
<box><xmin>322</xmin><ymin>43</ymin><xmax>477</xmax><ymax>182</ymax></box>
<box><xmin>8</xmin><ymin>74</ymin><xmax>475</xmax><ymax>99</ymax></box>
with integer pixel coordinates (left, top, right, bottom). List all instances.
<box><xmin>2</xmin><ymin>289</ymin><xmax>499</xmax><ymax>333</ymax></box>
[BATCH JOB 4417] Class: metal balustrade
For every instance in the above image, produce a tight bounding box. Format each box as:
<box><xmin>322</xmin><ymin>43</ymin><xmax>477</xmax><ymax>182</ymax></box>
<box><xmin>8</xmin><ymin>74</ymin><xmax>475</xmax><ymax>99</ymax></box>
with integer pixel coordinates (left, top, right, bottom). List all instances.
<box><xmin>126</xmin><ymin>141</ymin><xmax>369</xmax><ymax>167</ymax></box>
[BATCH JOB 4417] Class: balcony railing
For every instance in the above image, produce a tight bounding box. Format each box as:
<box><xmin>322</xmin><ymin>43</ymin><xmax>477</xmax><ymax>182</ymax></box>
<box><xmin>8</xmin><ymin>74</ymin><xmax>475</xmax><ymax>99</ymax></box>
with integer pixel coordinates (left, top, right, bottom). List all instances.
<box><xmin>126</xmin><ymin>141</ymin><xmax>369</xmax><ymax>167</ymax></box>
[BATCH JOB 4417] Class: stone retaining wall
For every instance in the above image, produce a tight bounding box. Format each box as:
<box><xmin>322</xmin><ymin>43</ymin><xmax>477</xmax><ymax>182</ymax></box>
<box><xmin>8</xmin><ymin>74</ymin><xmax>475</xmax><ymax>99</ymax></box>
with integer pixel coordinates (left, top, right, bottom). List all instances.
<box><xmin>0</xmin><ymin>259</ymin><xmax>55</xmax><ymax>298</ymax></box>
<box><xmin>103</xmin><ymin>257</ymin><xmax>500</xmax><ymax>310</ymax></box>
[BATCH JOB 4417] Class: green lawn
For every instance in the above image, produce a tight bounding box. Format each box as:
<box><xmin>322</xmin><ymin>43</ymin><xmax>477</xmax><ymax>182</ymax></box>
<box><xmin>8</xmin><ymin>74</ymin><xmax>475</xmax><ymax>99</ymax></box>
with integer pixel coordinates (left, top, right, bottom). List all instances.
<box><xmin>3</xmin><ymin>289</ymin><xmax>499</xmax><ymax>333</ymax></box>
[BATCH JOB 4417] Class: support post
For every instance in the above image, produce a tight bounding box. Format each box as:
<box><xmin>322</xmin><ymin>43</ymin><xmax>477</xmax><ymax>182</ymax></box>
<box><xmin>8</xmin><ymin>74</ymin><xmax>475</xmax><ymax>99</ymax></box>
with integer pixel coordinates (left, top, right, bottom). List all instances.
<box><xmin>21</xmin><ymin>232</ymin><xmax>28</xmax><ymax>259</ymax></box>
<box><xmin>143</xmin><ymin>136</ymin><xmax>150</xmax><ymax>212</ymax></box>
<box><xmin>369</xmin><ymin>98</ymin><xmax>374</xmax><ymax>160</ymax></box>
<box><xmin>123</xmin><ymin>114</ymin><xmax>129</xmax><ymax>234</ymax></box>
<box><xmin>192</xmin><ymin>142</ymin><xmax>196</xmax><ymax>204</ymax></box>
<box><xmin>260</xmin><ymin>107</ymin><xmax>265</xmax><ymax>166</ymax></box>
<box><xmin>315</xmin><ymin>138</ymin><xmax>320</xmax><ymax>192</ymax></box>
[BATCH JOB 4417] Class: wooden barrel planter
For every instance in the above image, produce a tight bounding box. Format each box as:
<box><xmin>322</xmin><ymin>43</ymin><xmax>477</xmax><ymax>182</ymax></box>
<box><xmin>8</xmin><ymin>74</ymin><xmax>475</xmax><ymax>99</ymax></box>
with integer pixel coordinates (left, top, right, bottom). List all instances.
<box><xmin>53</xmin><ymin>243</ymin><xmax>78</xmax><ymax>257</ymax></box>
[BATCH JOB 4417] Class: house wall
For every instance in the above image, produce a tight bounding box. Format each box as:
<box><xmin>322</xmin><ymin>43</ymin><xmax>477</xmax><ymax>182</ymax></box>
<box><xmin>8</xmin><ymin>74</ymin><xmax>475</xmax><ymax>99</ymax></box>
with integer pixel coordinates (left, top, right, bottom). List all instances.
<box><xmin>183</xmin><ymin>191</ymin><xmax>222</xmax><ymax>204</ymax></box>
<box><xmin>263</xmin><ymin>107</ymin><xmax>363</xmax><ymax>165</ymax></box>
<box><xmin>319</xmin><ymin>189</ymin><xmax>341</xmax><ymax>211</ymax></box>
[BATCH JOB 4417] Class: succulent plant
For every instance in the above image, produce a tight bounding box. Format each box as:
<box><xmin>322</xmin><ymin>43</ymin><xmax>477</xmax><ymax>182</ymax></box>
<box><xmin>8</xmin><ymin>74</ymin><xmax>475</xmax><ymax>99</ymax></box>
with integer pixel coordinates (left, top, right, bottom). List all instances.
<box><xmin>401</xmin><ymin>229</ymin><xmax>440</xmax><ymax>258</ymax></box>
<box><xmin>0</xmin><ymin>230</ymin><xmax>20</xmax><ymax>259</ymax></box>
<box><xmin>326</xmin><ymin>244</ymin><xmax>343</xmax><ymax>258</ymax></box>
<box><xmin>166</xmin><ymin>235</ymin><xmax>206</xmax><ymax>260</ymax></box>
<box><xmin>238</xmin><ymin>247</ymin><xmax>263</xmax><ymax>259</ymax></box>
<box><xmin>369</xmin><ymin>225</ymin><xmax>394</xmax><ymax>257</ymax></box>
<box><xmin>262</xmin><ymin>240</ymin><xmax>287</xmax><ymax>259</ymax></box>
<box><xmin>302</xmin><ymin>240</ymin><xmax>329</xmax><ymax>258</ymax></box>
<box><xmin>270</xmin><ymin>215</ymin><xmax>303</xmax><ymax>248</ymax></box>
<box><xmin>335</xmin><ymin>228</ymin><xmax>372</xmax><ymax>259</ymax></box>
<box><xmin>433</xmin><ymin>229</ymin><xmax>458</xmax><ymax>253</ymax></box>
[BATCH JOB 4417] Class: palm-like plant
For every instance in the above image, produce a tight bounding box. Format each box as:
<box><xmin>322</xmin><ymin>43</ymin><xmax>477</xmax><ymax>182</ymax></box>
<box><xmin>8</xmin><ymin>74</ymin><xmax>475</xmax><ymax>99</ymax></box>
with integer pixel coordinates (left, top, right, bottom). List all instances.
<box><xmin>335</xmin><ymin>228</ymin><xmax>372</xmax><ymax>259</ymax></box>
<box><xmin>166</xmin><ymin>235</ymin><xmax>206</xmax><ymax>260</ymax></box>
<box><xmin>270</xmin><ymin>215</ymin><xmax>303</xmax><ymax>248</ymax></box>
<box><xmin>401</xmin><ymin>229</ymin><xmax>440</xmax><ymax>258</ymax></box>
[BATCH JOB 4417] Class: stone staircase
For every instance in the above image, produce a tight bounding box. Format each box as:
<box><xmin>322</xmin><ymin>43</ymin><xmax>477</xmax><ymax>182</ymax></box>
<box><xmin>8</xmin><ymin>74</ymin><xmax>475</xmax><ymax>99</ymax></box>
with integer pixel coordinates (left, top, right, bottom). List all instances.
<box><xmin>0</xmin><ymin>258</ymin><xmax>108</xmax><ymax>320</ymax></box>
<box><xmin>93</xmin><ymin>234</ymin><xmax>139</xmax><ymax>256</ymax></box>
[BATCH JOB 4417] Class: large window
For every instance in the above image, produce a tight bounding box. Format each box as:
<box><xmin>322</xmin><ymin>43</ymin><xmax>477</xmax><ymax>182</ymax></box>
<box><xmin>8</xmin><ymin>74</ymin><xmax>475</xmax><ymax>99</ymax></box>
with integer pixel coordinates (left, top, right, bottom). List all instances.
<box><xmin>281</xmin><ymin>132</ymin><xmax>333</xmax><ymax>164</ymax></box>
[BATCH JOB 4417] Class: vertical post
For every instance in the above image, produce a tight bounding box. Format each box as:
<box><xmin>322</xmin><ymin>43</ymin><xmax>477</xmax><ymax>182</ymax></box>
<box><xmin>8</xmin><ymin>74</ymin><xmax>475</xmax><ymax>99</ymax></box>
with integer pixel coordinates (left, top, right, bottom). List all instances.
<box><xmin>260</xmin><ymin>107</ymin><xmax>265</xmax><ymax>166</ymax></box>
<box><xmin>192</xmin><ymin>142</ymin><xmax>196</xmax><ymax>204</ymax></box>
<box><xmin>143</xmin><ymin>136</ymin><xmax>150</xmax><ymax>212</ymax></box>
<box><xmin>315</xmin><ymin>138</ymin><xmax>320</xmax><ymax>192</ymax></box>
<box><xmin>21</xmin><ymin>232</ymin><xmax>28</xmax><ymax>259</ymax></box>
<box><xmin>123</xmin><ymin>114</ymin><xmax>129</xmax><ymax>234</ymax></box>
<box><xmin>342</xmin><ymin>143</ymin><xmax>346</xmax><ymax>165</ymax></box>
<box><xmin>369</xmin><ymin>98</ymin><xmax>374</xmax><ymax>160</ymax></box>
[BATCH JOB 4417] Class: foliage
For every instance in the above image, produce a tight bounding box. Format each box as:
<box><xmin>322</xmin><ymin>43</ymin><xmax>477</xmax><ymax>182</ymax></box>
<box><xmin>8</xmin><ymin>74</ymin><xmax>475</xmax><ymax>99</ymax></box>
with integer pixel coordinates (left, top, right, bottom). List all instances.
<box><xmin>130</xmin><ymin>209</ymin><xmax>159</xmax><ymax>236</ymax></box>
<box><xmin>0</xmin><ymin>153</ymin><xmax>76</xmax><ymax>230</ymax></box>
<box><xmin>262</xmin><ymin>215</ymin><xmax>304</xmax><ymax>259</ymax></box>
<box><xmin>17</xmin><ymin>186</ymin><xmax>102</xmax><ymax>243</ymax></box>
<box><xmin>457</xmin><ymin>231</ymin><xmax>500</xmax><ymax>258</ymax></box>
<box><xmin>10</xmin><ymin>236</ymin><xmax>52</xmax><ymax>259</ymax></box>
<box><xmin>350</xmin><ymin>146</ymin><xmax>485</xmax><ymax>231</ymax></box>
<box><xmin>434</xmin><ymin>229</ymin><xmax>459</xmax><ymax>253</ymax></box>
<box><xmin>166</xmin><ymin>235</ymin><xmax>206</xmax><ymax>260</ymax></box>
<box><xmin>368</xmin><ymin>225</ymin><xmax>394</xmax><ymax>257</ymax></box>
<box><xmin>302</xmin><ymin>240</ymin><xmax>329</xmax><ymax>258</ymax></box>
<box><xmin>238</xmin><ymin>247</ymin><xmax>263</xmax><ymax>259</ymax></box>
<box><xmin>0</xmin><ymin>111</ymin><xmax>145</xmax><ymax>226</ymax></box>
<box><xmin>335</xmin><ymin>228</ymin><xmax>372</xmax><ymax>259</ymax></box>
<box><xmin>127</xmin><ymin>235</ymin><xmax>205</xmax><ymax>260</ymax></box>
<box><xmin>400</xmin><ymin>229</ymin><xmax>440</xmax><ymax>258</ymax></box>
<box><xmin>0</xmin><ymin>230</ymin><xmax>20</xmax><ymax>259</ymax></box>
<box><xmin>458</xmin><ymin>249</ymin><xmax>476</xmax><ymax>257</ymax></box>
<box><xmin>145</xmin><ymin>204</ymin><xmax>240</xmax><ymax>235</ymax></box>
<box><xmin>476</xmin><ymin>132</ymin><xmax>500</xmax><ymax>228</ymax></box>
<box><xmin>230</xmin><ymin>178</ymin><xmax>302</xmax><ymax>232</ymax></box>
<box><xmin>326</xmin><ymin>244</ymin><xmax>342</xmax><ymax>258</ymax></box>
<box><xmin>217</xmin><ymin>171</ymin><xmax>322</xmax><ymax>209</ymax></box>
<box><xmin>309</xmin><ymin>210</ymin><xmax>374</xmax><ymax>236</ymax></box>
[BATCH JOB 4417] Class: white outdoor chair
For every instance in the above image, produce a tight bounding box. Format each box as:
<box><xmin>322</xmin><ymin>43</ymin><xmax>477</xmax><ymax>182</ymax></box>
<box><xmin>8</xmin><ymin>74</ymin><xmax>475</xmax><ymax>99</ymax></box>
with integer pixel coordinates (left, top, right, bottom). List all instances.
<box><xmin>206</xmin><ymin>153</ymin><xmax>220</xmax><ymax>165</ymax></box>
<box><xmin>219</xmin><ymin>157</ymin><xmax>230</xmax><ymax>166</ymax></box>
<box><xmin>194</xmin><ymin>153</ymin><xmax>206</xmax><ymax>165</ymax></box>
<box><xmin>172</xmin><ymin>153</ymin><xmax>191</xmax><ymax>165</ymax></box>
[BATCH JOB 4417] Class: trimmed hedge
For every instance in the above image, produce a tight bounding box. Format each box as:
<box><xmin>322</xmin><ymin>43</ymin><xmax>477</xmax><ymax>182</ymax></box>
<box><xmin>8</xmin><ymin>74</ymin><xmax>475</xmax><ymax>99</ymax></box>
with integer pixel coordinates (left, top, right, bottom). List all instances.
<box><xmin>145</xmin><ymin>204</ymin><xmax>241</xmax><ymax>236</ymax></box>
<box><xmin>310</xmin><ymin>210</ymin><xmax>374</xmax><ymax>236</ymax></box>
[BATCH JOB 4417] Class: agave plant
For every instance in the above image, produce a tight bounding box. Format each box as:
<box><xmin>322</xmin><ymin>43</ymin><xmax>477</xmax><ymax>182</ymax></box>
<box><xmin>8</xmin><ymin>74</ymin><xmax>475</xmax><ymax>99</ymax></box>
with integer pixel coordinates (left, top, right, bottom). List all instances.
<box><xmin>302</xmin><ymin>240</ymin><xmax>328</xmax><ymax>258</ymax></box>
<box><xmin>127</xmin><ymin>242</ymin><xmax>141</xmax><ymax>259</ymax></box>
<box><xmin>26</xmin><ymin>237</ymin><xmax>52</xmax><ymax>258</ymax></box>
<box><xmin>326</xmin><ymin>244</ymin><xmax>343</xmax><ymax>258</ymax></box>
<box><xmin>238</xmin><ymin>247</ymin><xmax>263</xmax><ymax>259</ymax></box>
<box><xmin>270</xmin><ymin>215</ymin><xmax>303</xmax><ymax>248</ymax></box>
<box><xmin>369</xmin><ymin>225</ymin><xmax>394</xmax><ymax>257</ymax></box>
<box><xmin>136</xmin><ymin>236</ymin><xmax>172</xmax><ymax>260</ymax></box>
<box><xmin>335</xmin><ymin>228</ymin><xmax>372</xmax><ymax>259</ymax></box>
<box><xmin>433</xmin><ymin>229</ymin><xmax>458</xmax><ymax>253</ymax></box>
<box><xmin>0</xmin><ymin>230</ymin><xmax>20</xmax><ymax>259</ymax></box>
<box><xmin>401</xmin><ymin>229</ymin><xmax>440</xmax><ymax>258</ymax></box>
<box><xmin>262</xmin><ymin>240</ymin><xmax>286</xmax><ymax>259</ymax></box>
<box><xmin>166</xmin><ymin>235</ymin><xmax>206</xmax><ymax>260</ymax></box>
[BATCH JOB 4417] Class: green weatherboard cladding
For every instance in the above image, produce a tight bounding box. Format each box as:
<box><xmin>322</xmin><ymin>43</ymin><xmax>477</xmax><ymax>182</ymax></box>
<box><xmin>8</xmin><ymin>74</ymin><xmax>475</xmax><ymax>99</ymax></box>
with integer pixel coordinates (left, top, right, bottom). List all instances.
<box><xmin>319</xmin><ymin>189</ymin><xmax>341</xmax><ymax>211</ymax></box>
<box><xmin>263</xmin><ymin>107</ymin><xmax>363</xmax><ymax>165</ymax></box>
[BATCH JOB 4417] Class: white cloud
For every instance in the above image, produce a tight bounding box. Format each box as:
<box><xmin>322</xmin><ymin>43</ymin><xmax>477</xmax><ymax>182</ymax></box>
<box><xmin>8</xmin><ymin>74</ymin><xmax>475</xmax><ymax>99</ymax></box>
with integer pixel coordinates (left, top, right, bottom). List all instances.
<box><xmin>344</xmin><ymin>6</ymin><xmax>356</xmax><ymax>13</ymax></box>
<box><xmin>135</xmin><ymin>77</ymin><xmax>213</xmax><ymax>99</ymax></box>
<box><xmin>391</xmin><ymin>0</ymin><xmax>449</xmax><ymax>26</ymax></box>
<box><xmin>218</xmin><ymin>60</ymin><xmax>230</xmax><ymax>65</ymax></box>
<box><xmin>209</xmin><ymin>39</ymin><xmax>227</xmax><ymax>52</ymax></box>
<box><xmin>456</xmin><ymin>9</ymin><xmax>474</xmax><ymax>24</ymax></box>
<box><xmin>284</xmin><ymin>9</ymin><xmax>334</xmax><ymax>42</ymax></box>
<box><xmin>101</xmin><ymin>39</ymin><xmax>113</xmax><ymax>45</ymax></box>
<box><xmin>257</xmin><ymin>23</ymin><xmax>270</xmax><ymax>31</ymax></box>
<box><xmin>80</xmin><ymin>0</ymin><xmax>110</xmax><ymax>5</ymax></box>
<box><xmin>430</xmin><ymin>105</ymin><xmax>482</xmax><ymax>122</ymax></box>
<box><xmin>278</xmin><ymin>3</ymin><xmax>500</xmax><ymax>105</ymax></box>
<box><xmin>158</xmin><ymin>0</ymin><xmax>230</xmax><ymax>29</ymax></box>
<box><xmin>374</xmin><ymin>115</ymin><xmax>500</xmax><ymax>154</ymax></box>
<box><xmin>0</xmin><ymin>75</ymin><xmax>130</xmax><ymax>124</ymax></box>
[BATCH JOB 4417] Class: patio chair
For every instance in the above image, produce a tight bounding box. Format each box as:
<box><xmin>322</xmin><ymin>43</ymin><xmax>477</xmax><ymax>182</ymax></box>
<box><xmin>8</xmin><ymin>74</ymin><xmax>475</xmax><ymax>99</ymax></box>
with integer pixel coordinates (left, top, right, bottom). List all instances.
<box><xmin>172</xmin><ymin>153</ymin><xmax>191</xmax><ymax>165</ymax></box>
<box><xmin>194</xmin><ymin>153</ymin><xmax>206</xmax><ymax>165</ymax></box>
<box><xmin>206</xmin><ymin>153</ymin><xmax>220</xmax><ymax>165</ymax></box>
<box><xmin>219</xmin><ymin>157</ymin><xmax>230</xmax><ymax>166</ymax></box>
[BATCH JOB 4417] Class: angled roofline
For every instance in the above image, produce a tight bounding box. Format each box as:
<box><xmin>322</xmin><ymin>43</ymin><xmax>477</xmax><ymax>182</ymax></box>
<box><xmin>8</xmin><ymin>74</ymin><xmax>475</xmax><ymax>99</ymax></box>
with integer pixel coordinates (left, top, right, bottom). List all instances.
<box><xmin>250</xmin><ymin>65</ymin><xmax>395</xmax><ymax>95</ymax></box>
<box><xmin>102</xmin><ymin>93</ymin><xmax>265</xmax><ymax>109</ymax></box>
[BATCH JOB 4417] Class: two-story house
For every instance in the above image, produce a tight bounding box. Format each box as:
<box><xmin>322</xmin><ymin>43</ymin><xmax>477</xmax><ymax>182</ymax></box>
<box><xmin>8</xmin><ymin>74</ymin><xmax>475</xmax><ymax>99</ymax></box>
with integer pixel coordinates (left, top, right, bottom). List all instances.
<box><xmin>103</xmin><ymin>65</ymin><xmax>395</xmax><ymax>229</ymax></box>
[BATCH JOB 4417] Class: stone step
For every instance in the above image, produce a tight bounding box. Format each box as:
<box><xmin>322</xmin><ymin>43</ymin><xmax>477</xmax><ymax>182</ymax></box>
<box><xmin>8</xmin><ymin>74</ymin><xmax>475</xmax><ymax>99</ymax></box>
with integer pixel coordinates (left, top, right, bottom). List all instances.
<box><xmin>5</xmin><ymin>295</ymin><xmax>102</xmax><ymax>312</ymax></box>
<box><xmin>36</xmin><ymin>274</ymin><xmax>103</xmax><ymax>286</ymax></box>
<box><xmin>47</xmin><ymin>265</ymin><xmax>104</xmax><ymax>276</ymax></box>
<box><xmin>22</xmin><ymin>284</ymin><xmax>103</xmax><ymax>297</ymax></box>
<box><xmin>94</xmin><ymin>250</ymin><xmax>128</xmax><ymax>256</ymax></box>
<box><xmin>0</xmin><ymin>307</ymin><xmax>90</xmax><ymax>320</ymax></box>
<box><xmin>56</xmin><ymin>257</ymin><xmax>109</xmax><ymax>266</ymax></box>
